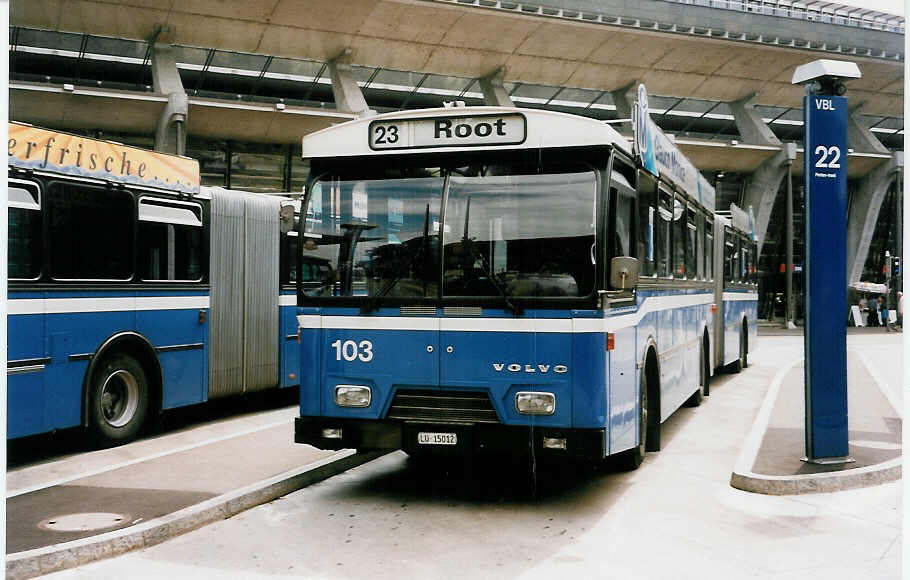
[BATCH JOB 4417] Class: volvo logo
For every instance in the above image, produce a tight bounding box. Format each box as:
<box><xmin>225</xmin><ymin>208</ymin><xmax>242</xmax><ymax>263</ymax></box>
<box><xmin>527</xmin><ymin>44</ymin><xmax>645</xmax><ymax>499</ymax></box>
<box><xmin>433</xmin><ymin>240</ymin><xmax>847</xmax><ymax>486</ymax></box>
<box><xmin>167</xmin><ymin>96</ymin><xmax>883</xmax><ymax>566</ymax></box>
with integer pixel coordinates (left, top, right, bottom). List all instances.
<box><xmin>492</xmin><ymin>363</ymin><xmax>568</xmax><ymax>374</ymax></box>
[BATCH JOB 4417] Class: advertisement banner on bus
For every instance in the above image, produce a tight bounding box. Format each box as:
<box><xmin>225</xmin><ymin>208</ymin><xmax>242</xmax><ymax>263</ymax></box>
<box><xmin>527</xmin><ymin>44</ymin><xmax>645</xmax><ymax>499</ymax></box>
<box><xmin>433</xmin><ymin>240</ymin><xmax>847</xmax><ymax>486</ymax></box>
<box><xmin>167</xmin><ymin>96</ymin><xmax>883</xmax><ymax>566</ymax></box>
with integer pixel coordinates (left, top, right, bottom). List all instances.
<box><xmin>8</xmin><ymin>122</ymin><xmax>200</xmax><ymax>193</ymax></box>
<box><xmin>633</xmin><ymin>85</ymin><xmax>715</xmax><ymax>212</ymax></box>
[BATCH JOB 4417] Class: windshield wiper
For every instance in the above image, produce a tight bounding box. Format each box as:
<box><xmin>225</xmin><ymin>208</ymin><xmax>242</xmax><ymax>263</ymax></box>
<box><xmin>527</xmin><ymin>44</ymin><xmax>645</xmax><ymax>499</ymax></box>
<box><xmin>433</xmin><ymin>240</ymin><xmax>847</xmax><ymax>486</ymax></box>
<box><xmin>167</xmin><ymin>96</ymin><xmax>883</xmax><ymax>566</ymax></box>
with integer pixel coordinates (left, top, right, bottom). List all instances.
<box><xmin>361</xmin><ymin>204</ymin><xmax>431</xmax><ymax>313</ymax></box>
<box><xmin>460</xmin><ymin>196</ymin><xmax>523</xmax><ymax>316</ymax></box>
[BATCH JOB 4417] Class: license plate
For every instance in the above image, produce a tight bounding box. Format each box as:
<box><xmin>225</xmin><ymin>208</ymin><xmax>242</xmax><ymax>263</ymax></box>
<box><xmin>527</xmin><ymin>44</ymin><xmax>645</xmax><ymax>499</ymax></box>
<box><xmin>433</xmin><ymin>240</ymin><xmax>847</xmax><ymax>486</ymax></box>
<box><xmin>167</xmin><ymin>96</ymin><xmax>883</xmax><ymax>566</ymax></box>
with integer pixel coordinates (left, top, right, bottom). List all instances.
<box><xmin>417</xmin><ymin>432</ymin><xmax>457</xmax><ymax>445</ymax></box>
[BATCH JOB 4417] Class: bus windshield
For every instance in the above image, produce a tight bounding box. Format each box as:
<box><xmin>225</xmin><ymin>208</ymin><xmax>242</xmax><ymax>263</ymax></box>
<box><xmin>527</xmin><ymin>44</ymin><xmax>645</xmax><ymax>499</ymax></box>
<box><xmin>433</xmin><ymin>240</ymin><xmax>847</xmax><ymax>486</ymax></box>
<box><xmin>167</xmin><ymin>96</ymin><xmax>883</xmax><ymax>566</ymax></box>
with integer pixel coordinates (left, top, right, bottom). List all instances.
<box><xmin>302</xmin><ymin>162</ymin><xmax>597</xmax><ymax>300</ymax></box>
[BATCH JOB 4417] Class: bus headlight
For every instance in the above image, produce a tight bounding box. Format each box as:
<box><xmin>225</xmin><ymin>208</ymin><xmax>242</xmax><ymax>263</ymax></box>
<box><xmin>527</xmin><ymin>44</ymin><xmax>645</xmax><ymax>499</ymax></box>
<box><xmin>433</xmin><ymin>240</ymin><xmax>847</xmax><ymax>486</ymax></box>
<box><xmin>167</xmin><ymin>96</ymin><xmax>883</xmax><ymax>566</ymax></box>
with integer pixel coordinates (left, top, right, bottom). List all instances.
<box><xmin>515</xmin><ymin>392</ymin><xmax>555</xmax><ymax>415</ymax></box>
<box><xmin>335</xmin><ymin>385</ymin><xmax>372</xmax><ymax>408</ymax></box>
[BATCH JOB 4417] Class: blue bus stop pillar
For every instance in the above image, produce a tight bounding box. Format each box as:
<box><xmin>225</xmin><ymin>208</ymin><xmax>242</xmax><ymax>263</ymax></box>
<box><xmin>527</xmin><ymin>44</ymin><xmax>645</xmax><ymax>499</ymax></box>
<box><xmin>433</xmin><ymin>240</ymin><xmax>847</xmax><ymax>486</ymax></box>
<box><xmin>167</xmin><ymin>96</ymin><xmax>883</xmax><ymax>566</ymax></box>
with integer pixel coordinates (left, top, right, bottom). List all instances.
<box><xmin>802</xmin><ymin>91</ymin><xmax>852</xmax><ymax>463</ymax></box>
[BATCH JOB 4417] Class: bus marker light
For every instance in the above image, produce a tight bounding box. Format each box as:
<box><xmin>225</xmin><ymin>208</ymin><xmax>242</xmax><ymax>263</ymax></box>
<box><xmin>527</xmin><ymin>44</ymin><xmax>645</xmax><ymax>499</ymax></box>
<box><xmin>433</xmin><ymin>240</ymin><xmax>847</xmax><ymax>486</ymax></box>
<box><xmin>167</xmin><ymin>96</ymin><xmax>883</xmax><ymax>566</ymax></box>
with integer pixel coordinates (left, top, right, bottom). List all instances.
<box><xmin>289</xmin><ymin>373</ymin><xmax>296</xmax><ymax>380</ymax></box>
<box><xmin>335</xmin><ymin>385</ymin><xmax>372</xmax><ymax>408</ymax></box>
<box><xmin>322</xmin><ymin>428</ymin><xmax>343</xmax><ymax>439</ymax></box>
<box><xmin>516</xmin><ymin>392</ymin><xmax>555</xmax><ymax>415</ymax></box>
<box><xmin>711</xmin><ymin>303</ymin><xmax>717</xmax><ymax>314</ymax></box>
<box><xmin>543</xmin><ymin>437</ymin><xmax>567</xmax><ymax>450</ymax></box>
<box><xmin>607</xmin><ymin>333</ymin><xmax>615</xmax><ymax>351</ymax></box>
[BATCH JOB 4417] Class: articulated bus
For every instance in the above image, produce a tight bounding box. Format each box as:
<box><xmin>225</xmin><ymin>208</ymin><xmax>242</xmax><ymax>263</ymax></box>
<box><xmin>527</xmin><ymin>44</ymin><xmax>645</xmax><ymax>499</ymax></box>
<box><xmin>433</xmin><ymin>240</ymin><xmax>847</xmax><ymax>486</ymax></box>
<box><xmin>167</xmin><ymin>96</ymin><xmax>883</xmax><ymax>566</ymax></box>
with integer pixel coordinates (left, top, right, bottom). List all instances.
<box><xmin>7</xmin><ymin>123</ymin><xmax>301</xmax><ymax>445</ymax></box>
<box><xmin>714</xmin><ymin>205</ymin><xmax>759</xmax><ymax>374</ymax></box>
<box><xmin>293</xmin><ymin>88</ymin><xmax>756</xmax><ymax>468</ymax></box>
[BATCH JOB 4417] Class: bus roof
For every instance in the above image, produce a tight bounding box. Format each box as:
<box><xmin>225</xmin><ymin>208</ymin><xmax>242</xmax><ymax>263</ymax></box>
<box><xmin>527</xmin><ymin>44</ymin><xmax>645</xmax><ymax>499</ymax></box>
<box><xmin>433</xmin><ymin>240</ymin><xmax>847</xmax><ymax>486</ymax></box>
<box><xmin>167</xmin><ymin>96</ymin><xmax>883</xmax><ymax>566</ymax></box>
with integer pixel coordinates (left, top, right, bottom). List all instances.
<box><xmin>302</xmin><ymin>106</ymin><xmax>631</xmax><ymax>160</ymax></box>
<box><xmin>8</xmin><ymin>122</ymin><xmax>200</xmax><ymax>194</ymax></box>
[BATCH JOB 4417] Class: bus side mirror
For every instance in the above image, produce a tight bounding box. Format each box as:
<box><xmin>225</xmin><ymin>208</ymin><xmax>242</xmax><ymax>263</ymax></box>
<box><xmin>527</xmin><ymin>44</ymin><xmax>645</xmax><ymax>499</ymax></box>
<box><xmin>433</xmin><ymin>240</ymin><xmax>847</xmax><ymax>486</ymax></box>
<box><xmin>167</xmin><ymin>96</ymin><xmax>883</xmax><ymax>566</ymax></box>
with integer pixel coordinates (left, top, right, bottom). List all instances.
<box><xmin>610</xmin><ymin>257</ymin><xmax>640</xmax><ymax>290</ymax></box>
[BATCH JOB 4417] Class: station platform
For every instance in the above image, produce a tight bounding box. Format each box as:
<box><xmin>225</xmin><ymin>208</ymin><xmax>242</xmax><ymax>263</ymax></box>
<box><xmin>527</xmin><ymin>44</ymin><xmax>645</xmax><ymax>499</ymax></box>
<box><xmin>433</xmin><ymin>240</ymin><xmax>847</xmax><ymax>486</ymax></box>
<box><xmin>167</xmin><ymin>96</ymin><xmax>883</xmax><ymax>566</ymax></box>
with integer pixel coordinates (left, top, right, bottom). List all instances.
<box><xmin>5</xmin><ymin>324</ymin><xmax>903</xmax><ymax>578</ymax></box>
<box><xmin>5</xmin><ymin>407</ymin><xmax>384</xmax><ymax>579</ymax></box>
<box><xmin>731</xmin><ymin>321</ymin><xmax>902</xmax><ymax>494</ymax></box>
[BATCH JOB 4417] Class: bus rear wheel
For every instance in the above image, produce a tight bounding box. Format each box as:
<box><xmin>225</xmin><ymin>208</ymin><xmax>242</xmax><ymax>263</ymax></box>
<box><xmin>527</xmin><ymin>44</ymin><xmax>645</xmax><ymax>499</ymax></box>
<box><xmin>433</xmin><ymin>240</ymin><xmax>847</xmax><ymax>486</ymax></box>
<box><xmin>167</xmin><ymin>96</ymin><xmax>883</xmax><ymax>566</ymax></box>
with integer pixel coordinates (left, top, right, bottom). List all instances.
<box><xmin>89</xmin><ymin>354</ymin><xmax>149</xmax><ymax>446</ymax></box>
<box><xmin>684</xmin><ymin>339</ymin><xmax>708</xmax><ymax>407</ymax></box>
<box><xmin>740</xmin><ymin>322</ymin><xmax>749</xmax><ymax>369</ymax></box>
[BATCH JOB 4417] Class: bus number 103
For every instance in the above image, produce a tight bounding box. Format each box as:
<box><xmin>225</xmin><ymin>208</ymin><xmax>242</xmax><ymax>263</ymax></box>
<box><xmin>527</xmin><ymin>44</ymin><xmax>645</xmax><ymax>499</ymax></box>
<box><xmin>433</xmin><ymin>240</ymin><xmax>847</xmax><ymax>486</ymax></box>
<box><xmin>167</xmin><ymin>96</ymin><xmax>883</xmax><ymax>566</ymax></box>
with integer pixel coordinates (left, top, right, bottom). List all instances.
<box><xmin>331</xmin><ymin>339</ymin><xmax>374</xmax><ymax>362</ymax></box>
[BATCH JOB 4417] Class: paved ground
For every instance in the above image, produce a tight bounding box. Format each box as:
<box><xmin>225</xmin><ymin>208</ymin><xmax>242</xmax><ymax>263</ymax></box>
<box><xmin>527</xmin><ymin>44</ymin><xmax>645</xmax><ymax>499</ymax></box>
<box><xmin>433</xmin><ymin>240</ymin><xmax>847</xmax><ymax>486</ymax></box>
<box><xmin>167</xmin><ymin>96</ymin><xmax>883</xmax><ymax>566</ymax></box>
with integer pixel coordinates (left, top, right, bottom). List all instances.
<box><xmin>15</xmin><ymin>330</ymin><xmax>899</xmax><ymax>580</ymax></box>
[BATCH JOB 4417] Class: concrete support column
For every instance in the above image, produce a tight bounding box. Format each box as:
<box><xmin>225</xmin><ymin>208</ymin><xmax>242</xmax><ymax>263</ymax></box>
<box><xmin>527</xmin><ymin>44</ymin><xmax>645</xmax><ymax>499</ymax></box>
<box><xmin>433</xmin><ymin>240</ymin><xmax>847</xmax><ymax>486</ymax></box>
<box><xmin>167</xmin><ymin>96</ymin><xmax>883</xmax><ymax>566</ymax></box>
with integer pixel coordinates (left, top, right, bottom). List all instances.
<box><xmin>742</xmin><ymin>143</ymin><xmax>797</xmax><ymax>255</ymax></box>
<box><xmin>730</xmin><ymin>94</ymin><xmax>781</xmax><ymax>146</ymax></box>
<box><xmin>608</xmin><ymin>82</ymin><xmax>637</xmax><ymax>121</ymax></box>
<box><xmin>847</xmin><ymin>105</ymin><xmax>890</xmax><ymax>154</ymax></box>
<box><xmin>327</xmin><ymin>61</ymin><xmax>374</xmax><ymax>118</ymax></box>
<box><xmin>478</xmin><ymin>73</ymin><xmax>513</xmax><ymax>107</ymax></box>
<box><xmin>152</xmin><ymin>43</ymin><xmax>188</xmax><ymax>155</ymax></box>
<box><xmin>847</xmin><ymin>153</ymin><xmax>903</xmax><ymax>284</ymax></box>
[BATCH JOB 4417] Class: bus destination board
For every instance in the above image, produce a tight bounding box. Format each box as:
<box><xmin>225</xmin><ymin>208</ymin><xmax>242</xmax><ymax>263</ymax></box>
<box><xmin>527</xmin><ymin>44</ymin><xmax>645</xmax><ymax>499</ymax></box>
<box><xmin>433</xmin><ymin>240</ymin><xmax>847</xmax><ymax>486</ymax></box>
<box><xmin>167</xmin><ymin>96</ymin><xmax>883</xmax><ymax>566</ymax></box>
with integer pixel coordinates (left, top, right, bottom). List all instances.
<box><xmin>369</xmin><ymin>114</ymin><xmax>526</xmax><ymax>150</ymax></box>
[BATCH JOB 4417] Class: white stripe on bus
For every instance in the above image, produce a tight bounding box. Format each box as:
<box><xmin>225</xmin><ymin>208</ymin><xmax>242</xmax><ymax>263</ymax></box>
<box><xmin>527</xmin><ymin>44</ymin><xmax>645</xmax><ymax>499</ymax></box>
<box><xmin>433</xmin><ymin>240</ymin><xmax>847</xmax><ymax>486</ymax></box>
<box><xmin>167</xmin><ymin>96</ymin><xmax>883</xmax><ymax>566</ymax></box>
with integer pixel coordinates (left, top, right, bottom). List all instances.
<box><xmin>296</xmin><ymin>293</ymin><xmax>730</xmax><ymax>334</ymax></box>
<box><xmin>8</xmin><ymin>295</ymin><xmax>211</xmax><ymax>315</ymax></box>
<box><xmin>722</xmin><ymin>292</ymin><xmax>759</xmax><ymax>301</ymax></box>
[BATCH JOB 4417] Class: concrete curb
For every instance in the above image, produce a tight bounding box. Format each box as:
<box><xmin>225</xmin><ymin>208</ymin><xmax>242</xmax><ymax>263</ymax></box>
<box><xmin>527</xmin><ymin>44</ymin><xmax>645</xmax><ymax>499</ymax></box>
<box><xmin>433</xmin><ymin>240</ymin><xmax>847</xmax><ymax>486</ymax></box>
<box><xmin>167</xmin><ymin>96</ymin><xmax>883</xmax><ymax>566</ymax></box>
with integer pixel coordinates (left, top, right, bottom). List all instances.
<box><xmin>6</xmin><ymin>449</ymin><xmax>387</xmax><ymax>579</ymax></box>
<box><xmin>729</xmin><ymin>354</ymin><xmax>902</xmax><ymax>495</ymax></box>
<box><xmin>731</xmin><ymin>458</ymin><xmax>902</xmax><ymax>495</ymax></box>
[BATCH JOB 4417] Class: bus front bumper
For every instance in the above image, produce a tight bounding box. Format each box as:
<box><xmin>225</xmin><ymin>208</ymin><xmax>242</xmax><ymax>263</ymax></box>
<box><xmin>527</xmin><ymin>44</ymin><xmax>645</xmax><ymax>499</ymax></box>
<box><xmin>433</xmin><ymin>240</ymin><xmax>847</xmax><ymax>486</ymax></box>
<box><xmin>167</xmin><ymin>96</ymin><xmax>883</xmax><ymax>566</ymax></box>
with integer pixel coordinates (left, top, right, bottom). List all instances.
<box><xmin>295</xmin><ymin>416</ymin><xmax>606</xmax><ymax>460</ymax></box>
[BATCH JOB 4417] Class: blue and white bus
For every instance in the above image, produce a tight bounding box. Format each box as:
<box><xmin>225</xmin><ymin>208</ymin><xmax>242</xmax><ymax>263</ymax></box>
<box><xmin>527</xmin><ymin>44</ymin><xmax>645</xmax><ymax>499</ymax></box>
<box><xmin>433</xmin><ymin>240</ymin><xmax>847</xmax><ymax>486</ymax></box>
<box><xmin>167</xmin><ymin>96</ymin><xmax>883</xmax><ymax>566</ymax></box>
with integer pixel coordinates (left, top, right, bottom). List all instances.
<box><xmin>7</xmin><ymin>123</ymin><xmax>302</xmax><ymax>445</ymax></box>
<box><xmin>714</xmin><ymin>205</ymin><xmax>759</xmax><ymax>373</ymax></box>
<box><xmin>293</xmin><ymin>91</ymin><xmax>755</xmax><ymax>468</ymax></box>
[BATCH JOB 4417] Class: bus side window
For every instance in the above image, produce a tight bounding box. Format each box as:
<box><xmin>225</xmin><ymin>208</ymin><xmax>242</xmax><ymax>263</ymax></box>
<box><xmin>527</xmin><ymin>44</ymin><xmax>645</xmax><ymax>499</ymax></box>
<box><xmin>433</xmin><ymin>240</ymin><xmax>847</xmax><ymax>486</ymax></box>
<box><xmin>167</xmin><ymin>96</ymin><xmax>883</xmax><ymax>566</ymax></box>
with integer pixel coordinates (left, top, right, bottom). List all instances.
<box><xmin>48</xmin><ymin>182</ymin><xmax>135</xmax><ymax>281</ymax></box>
<box><xmin>8</xmin><ymin>181</ymin><xmax>43</xmax><ymax>280</ymax></box>
<box><xmin>138</xmin><ymin>198</ymin><xmax>205</xmax><ymax>282</ymax></box>
<box><xmin>283</xmin><ymin>231</ymin><xmax>299</xmax><ymax>284</ymax></box>
<box><xmin>724</xmin><ymin>229</ymin><xmax>735</xmax><ymax>285</ymax></box>
<box><xmin>636</xmin><ymin>171</ymin><xmax>656</xmax><ymax>277</ymax></box>
<box><xmin>696</xmin><ymin>211</ymin><xmax>705</xmax><ymax>280</ymax></box>
<box><xmin>685</xmin><ymin>205</ymin><xmax>697</xmax><ymax>279</ymax></box>
<box><xmin>751</xmin><ymin>241</ymin><xmax>758</xmax><ymax>285</ymax></box>
<box><xmin>610</xmin><ymin>168</ymin><xmax>636</xmax><ymax>260</ymax></box>
<box><xmin>732</xmin><ymin>237</ymin><xmax>741</xmax><ymax>282</ymax></box>
<box><xmin>705</xmin><ymin>218</ymin><xmax>714</xmax><ymax>282</ymax></box>
<box><xmin>656</xmin><ymin>188</ymin><xmax>672</xmax><ymax>277</ymax></box>
<box><xmin>672</xmin><ymin>194</ymin><xmax>686</xmax><ymax>278</ymax></box>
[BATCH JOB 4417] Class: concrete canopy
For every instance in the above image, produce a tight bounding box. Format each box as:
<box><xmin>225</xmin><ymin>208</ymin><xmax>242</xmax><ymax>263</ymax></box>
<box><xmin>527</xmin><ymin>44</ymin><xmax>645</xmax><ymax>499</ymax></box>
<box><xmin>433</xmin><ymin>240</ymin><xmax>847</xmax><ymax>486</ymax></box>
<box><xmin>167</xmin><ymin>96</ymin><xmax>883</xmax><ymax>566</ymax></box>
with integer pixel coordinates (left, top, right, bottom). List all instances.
<box><xmin>12</xmin><ymin>0</ymin><xmax>903</xmax><ymax>118</ymax></box>
<box><xmin>9</xmin><ymin>82</ymin><xmax>356</xmax><ymax>143</ymax></box>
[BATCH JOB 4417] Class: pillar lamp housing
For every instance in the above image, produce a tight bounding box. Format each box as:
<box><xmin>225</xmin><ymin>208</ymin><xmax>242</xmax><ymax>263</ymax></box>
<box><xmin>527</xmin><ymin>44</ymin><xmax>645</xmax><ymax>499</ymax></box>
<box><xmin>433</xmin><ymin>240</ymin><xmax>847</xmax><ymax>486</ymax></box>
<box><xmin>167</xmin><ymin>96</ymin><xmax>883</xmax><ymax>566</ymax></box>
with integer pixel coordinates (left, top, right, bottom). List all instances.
<box><xmin>791</xmin><ymin>59</ymin><xmax>861</xmax><ymax>96</ymax></box>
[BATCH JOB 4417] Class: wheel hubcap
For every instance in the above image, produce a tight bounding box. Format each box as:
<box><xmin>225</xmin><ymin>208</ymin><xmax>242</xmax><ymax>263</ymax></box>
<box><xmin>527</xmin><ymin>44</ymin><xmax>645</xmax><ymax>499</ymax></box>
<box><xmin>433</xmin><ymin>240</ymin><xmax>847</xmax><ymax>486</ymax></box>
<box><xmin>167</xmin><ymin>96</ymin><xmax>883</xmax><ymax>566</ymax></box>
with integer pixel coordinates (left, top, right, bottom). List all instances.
<box><xmin>100</xmin><ymin>370</ymin><xmax>139</xmax><ymax>428</ymax></box>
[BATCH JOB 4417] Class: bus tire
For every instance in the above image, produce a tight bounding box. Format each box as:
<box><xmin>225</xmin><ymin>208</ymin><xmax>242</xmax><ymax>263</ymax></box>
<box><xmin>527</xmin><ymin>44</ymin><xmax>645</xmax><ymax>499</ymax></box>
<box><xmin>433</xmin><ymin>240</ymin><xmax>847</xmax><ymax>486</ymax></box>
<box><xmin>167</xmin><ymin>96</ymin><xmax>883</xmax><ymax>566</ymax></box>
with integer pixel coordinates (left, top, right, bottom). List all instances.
<box><xmin>88</xmin><ymin>354</ymin><xmax>149</xmax><ymax>446</ymax></box>
<box><xmin>702</xmin><ymin>333</ymin><xmax>711</xmax><ymax>396</ymax></box>
<box><xmin>730</xmin><ymin>329</ymin><xmax>744</xmax><ymax>374</ymax></box>
<box><xmin>616</xmin><ymin>370</ymin><xmax>650</xmax><ymax>470</ymax></box>
<box><xmin>684</xmin><ymin>339</ymin><xmax>708</xmax><ymax>407</ymax></box>
<box><xmin>740</xmin><ymin>321</ymin><xmax>749</xmax><ymax>369</ymax></box>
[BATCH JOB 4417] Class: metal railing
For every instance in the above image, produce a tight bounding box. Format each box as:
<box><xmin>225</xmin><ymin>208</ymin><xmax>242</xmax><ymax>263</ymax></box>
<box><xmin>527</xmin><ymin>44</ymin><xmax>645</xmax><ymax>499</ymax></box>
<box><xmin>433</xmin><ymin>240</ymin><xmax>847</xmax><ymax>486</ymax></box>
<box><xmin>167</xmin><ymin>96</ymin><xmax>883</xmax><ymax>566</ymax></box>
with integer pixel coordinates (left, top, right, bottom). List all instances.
<box><xmin>666</xmin><ymin>0</ymin><xmax>904</xmax><ymax>33</ymax></box>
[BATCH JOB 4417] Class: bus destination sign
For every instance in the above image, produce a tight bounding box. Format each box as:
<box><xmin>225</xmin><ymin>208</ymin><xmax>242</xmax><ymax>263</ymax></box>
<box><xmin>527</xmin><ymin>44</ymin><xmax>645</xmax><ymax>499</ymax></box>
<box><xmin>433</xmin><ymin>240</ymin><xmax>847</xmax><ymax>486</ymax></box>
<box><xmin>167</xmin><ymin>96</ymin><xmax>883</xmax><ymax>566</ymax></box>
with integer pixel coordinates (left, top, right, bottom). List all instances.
<box><xmin>368</xmin><ymin>114</ymin><xmax>526</xmax><ymax>150</ymax></box>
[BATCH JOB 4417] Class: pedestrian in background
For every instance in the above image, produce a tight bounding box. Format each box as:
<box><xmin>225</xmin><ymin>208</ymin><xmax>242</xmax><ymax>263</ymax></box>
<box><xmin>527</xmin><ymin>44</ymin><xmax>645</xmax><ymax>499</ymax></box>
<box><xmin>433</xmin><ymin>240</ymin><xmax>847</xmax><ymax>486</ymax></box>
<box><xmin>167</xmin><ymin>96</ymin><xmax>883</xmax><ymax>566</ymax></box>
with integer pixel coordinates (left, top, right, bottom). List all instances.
<box><xmin>868</xmin><ymin>295</ymin><xmax>880</xmax><ymax>327</ymax></box>
<box><xmin>898</xmin><ymin>291</ymin><xmax>903</xmax><ymax>329</ymax></box>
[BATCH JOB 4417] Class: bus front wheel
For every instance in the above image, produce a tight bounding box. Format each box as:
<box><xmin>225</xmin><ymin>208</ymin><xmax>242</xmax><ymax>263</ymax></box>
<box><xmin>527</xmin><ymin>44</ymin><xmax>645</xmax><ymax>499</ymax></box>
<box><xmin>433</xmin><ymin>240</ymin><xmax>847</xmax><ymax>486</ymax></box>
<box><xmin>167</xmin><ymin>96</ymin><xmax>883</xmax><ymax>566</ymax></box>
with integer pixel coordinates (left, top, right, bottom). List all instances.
<box><xmin>616</xmin><ymin>372</ymin><xmax>649</xmax><ymax>470</ymax></box>
<box><xmin>89</xmin><ymin>354</ymin><xmax>149</xmax><ymax>446</ymax></box>
<box><xmin>616</xmin><ymin>365</ymin><xmax>658</xmax><ymax>470</ymax></box>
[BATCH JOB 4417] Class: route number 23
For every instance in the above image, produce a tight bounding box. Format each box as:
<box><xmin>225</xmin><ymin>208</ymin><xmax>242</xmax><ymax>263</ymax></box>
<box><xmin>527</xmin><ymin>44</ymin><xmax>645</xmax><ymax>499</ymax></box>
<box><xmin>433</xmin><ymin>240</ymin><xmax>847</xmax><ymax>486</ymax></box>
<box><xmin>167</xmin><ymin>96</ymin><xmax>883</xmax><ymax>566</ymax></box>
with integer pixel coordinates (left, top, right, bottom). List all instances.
<box><xmin>373</xmin><ymin>124</ymin><xmax>400</xmax><ymax>145</ymax></box>
<box><xmin>331</xmin><ymin>339</ymin><xmax>374</xmax><ymax>362</ymax></box>
<box><xmin>814</xmin><ymin>145</ymin><xmax>841</xmax><ymax>169</ymax></box>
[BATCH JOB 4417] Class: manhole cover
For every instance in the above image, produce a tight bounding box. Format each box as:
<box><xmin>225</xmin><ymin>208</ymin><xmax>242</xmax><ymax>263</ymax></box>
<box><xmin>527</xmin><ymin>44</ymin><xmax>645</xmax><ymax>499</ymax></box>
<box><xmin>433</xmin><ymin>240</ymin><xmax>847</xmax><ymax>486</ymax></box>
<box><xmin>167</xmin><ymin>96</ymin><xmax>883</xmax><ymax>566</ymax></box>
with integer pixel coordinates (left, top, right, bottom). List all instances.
<box><xmin>850</xmin><ymin>440</ymin><xmax>902</xmax><ymax>451</ymax></box>
<box><xmin>39</xmin><ymin>512</ymin><xmax>131</xmax><ymax>532</ymax></box>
